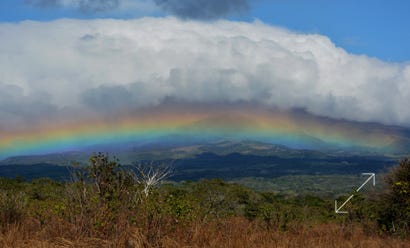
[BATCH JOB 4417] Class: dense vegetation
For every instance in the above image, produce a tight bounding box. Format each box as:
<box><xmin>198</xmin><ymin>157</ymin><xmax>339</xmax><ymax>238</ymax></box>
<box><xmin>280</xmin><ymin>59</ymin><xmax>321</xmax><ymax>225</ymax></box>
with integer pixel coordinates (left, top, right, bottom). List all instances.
<box><xmin>0</xmin><ymin>153</ymin><xmax>409</xmax><ymax>247</ymax></box>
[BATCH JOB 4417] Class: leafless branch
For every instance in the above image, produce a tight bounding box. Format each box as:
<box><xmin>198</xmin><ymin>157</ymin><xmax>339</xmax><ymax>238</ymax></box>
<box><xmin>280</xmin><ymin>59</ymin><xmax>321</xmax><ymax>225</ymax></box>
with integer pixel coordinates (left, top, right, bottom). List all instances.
<box><xmin>134</xmin><ymin>161</ymin><xmax>173</xmax><ymax>197</ymax></box>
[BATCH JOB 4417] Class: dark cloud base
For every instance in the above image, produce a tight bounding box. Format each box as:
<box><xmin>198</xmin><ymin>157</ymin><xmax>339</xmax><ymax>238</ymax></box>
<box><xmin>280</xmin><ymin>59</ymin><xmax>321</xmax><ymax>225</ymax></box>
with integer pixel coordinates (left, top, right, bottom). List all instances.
<box><xmin>26</xmin><ymin>0</ymin><xmax>250</xmax><ymax>19</ymax></box>
<box><xmin>154</xmin><ymin>0</ymin><xmax>250</xmax><ymax>20</ymax></box>
<box><xmin>26</xmin><ymin>0</ymin><xmax>120</xmax><ymax>13</ymax></box>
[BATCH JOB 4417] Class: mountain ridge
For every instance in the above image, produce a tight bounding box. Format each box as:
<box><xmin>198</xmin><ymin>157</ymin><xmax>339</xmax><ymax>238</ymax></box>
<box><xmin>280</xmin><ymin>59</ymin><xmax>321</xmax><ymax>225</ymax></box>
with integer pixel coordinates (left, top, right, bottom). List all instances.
<box><xmin>0</xmin><ymin>139</ymin><xmax>397</xmax><ymax>167</ymax></box>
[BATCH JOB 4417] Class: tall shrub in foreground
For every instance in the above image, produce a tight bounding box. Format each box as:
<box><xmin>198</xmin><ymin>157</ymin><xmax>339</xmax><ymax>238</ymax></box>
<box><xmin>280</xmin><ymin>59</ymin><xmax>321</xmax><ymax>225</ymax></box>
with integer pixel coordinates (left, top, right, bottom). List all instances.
<box><xmin>376</xmin><ymin>158</ymin><xmax>410</xmax><ymax>237</ymax></box>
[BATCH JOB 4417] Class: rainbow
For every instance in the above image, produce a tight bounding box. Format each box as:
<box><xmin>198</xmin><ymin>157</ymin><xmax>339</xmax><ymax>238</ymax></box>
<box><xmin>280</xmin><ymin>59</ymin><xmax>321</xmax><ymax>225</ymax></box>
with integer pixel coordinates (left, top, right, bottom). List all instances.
<box><xmin>0</xmin><ymin>104</ymin><xmax>400</xmax><ymax>159</ymax></box>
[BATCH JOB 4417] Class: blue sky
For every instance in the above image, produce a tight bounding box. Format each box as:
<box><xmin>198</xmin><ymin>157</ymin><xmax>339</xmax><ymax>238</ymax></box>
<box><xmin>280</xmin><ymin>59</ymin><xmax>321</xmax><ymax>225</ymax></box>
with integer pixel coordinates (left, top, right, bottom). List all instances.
<box><xmin>1</xmin><ymin>0</ymin><xmax>409</xmax><ymax>62</ymax></box>
<box><xmin>248</xmin><ymin>0</ymin><xmax>410</xmax><ymax>62</ymax></box>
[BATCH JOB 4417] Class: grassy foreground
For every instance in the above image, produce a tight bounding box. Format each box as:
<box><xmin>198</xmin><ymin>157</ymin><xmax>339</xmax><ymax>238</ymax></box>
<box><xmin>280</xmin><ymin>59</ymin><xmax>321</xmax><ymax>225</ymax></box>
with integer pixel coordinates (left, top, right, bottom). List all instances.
<box><xmin>1</xmin><ymin>219</ymin><xmax>408</xmax><ymax>247</ymax></box>
<box><xmin>0</xmin><ymin>154</ymin><xmax>409</xmax><ymax>247</ymax></box>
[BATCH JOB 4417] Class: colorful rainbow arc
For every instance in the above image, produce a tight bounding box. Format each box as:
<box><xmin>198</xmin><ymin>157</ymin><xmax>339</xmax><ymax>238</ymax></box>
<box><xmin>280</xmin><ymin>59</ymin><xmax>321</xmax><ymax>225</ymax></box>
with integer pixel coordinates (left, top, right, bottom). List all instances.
<box><xmin>0</xmin><ymin>106</ymin><xmax>397</xmax><ymax>159</ymax></box>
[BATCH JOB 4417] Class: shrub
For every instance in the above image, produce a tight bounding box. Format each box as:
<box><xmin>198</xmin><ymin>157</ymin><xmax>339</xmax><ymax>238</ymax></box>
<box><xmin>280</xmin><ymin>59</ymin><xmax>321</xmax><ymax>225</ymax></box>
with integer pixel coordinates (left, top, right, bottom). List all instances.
<box><xmin>0</xmin><ymin>191</ymin><xmax>26</xmax><ymax>228</ymax></box>
<box><xmin>376</xmin><ymin>158</ymin><xmax>410</xmax><ymax>237</ymax></box>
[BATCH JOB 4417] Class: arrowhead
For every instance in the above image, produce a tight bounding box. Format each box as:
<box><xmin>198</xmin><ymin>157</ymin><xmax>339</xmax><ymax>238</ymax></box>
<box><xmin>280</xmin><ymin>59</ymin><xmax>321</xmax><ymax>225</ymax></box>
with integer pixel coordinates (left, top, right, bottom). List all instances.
<box><xmin>365</xmin><ymin>173</ymin><xmax>376</xmax><ymax>185</ymax></box>
<box><xmin>335</xmin><ymin>200</ymin><xmax>348</xmax><ymax>214</ymax></box>
<box><xmin>358</xmin><ymin>173</ymin><xmax>376</xmax><ymax>191</ymax></box>
<box><xmin>335</xmin><ymin>200</ymin><xmax>337</xmax><ymax>213</ymax></box>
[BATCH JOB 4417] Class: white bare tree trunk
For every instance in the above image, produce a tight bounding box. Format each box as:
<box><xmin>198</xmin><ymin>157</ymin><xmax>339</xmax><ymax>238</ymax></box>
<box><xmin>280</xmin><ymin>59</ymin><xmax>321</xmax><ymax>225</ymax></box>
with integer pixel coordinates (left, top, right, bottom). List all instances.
<box><xmin>134</xmin><ymin>162</ymin><xmax>172</xmax><ymax>197</ymax></box>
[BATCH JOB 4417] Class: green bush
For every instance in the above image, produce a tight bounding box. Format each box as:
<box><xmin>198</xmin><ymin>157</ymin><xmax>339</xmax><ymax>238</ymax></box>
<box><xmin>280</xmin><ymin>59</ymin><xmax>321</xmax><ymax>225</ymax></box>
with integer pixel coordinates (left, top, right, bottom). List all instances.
<box><xmin>0</xmin><ymin>191</ymin><xmax>26</xmax><ymax>228</ymax></box>
<box><xmin>376</xmin><ymin>158</ymin><xmax>410</xmax><ymax>237</ymax></box>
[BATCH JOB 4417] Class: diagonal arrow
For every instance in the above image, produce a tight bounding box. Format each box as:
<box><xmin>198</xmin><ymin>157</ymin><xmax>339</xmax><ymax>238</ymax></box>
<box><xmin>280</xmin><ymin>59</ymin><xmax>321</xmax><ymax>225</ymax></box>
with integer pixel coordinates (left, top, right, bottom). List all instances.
<box><xmin>335</xmin><ymin>172</ymin><xmax>376</xmax><ymax>214</ymax></box>
<box><xmin>335</xmin><ymin>195</ymin><xmax>353</xmax><ymax>214</ymax></box>
<box><xmin>356</xmin><ymin>173</ymin><xmax>375</xmax><ymax>192</ymax></box>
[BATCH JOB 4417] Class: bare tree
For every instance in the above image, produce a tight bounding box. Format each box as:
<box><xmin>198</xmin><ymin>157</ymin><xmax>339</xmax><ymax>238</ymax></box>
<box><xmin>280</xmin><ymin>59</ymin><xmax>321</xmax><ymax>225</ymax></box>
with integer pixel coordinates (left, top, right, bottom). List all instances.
<box><xmin>134</xmin><ymin>161</ymin><xmax>173</xmax><ymax>197</ymax></box>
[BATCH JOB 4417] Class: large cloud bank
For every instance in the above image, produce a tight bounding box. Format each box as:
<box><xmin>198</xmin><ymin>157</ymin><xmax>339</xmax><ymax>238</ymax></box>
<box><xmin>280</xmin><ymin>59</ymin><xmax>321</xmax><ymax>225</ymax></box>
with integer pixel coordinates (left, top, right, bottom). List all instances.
<box><xmin>1</xmin><ymin>17</ymin><xmax>410</xmax><ymax>131</ymax></box>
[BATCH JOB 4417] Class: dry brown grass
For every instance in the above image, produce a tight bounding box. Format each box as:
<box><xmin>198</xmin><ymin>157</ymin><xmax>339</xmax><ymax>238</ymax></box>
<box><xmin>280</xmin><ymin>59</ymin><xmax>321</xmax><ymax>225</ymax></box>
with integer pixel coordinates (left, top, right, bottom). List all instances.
<box><xmin>1</xmin><ymin>217</ymin><xmax>408</xmax><ymax>248</ymax></box>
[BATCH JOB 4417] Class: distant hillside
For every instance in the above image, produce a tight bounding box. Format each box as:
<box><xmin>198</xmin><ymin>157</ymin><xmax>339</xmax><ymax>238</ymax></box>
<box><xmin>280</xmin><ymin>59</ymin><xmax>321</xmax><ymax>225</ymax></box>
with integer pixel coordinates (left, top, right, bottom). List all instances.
<box><xmin>0</xmin><ymin>146</ymin><xmax>397</xmax><ymax>183</ymax></box>
<box><xmin>0</xmin><ymin>140</ymin><xmax>356</xmax><ymax>166</ymax></box>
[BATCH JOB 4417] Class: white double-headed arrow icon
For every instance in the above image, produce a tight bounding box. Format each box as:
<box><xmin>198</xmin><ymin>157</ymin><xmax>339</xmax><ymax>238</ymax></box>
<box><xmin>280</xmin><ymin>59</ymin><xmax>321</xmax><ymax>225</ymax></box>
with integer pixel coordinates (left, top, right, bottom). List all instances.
<box><xmin>335</xmin><ymin>173</ymin><xmax>375</xmax><ymax>214</ymax></box>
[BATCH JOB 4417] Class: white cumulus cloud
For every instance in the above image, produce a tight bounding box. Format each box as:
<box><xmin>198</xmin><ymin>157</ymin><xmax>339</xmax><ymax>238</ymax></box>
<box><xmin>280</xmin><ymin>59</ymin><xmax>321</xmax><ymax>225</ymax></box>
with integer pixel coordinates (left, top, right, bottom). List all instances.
<box><xmin>0</xmin><ymin>17</ymin><xmax>409</xmax><ymax>131</ymax></box>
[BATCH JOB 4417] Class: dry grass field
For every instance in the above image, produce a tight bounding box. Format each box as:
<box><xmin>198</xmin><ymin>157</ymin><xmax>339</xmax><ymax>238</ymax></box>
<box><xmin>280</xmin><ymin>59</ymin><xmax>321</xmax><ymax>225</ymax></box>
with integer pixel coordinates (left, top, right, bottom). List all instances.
<box><xmin>1</xmin><ymin>218</ymin><xmax>408</xmax><ymax>248</ymax></box>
